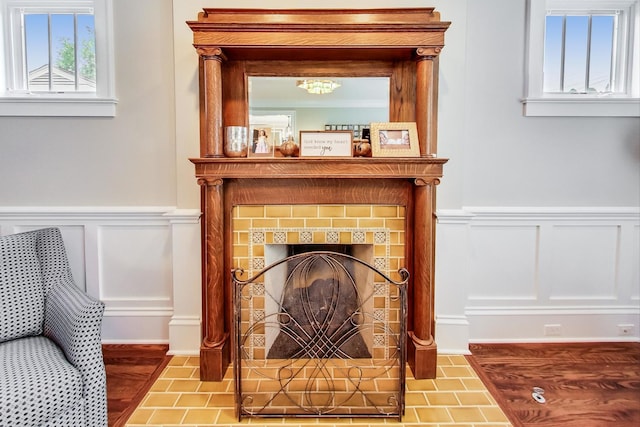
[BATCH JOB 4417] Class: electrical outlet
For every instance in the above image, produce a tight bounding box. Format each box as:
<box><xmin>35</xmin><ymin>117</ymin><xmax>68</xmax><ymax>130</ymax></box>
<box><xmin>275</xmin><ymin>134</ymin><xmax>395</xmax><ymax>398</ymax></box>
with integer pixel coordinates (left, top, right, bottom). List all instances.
<box><xmin>544</xmin><ymin>324</ymin><xmax>562</xmax><ymax>336</ymax></box>
<box><xmin>618</xmin><ymin>324</ymin><xmax>634</xmax><ymax>336</ymax></box>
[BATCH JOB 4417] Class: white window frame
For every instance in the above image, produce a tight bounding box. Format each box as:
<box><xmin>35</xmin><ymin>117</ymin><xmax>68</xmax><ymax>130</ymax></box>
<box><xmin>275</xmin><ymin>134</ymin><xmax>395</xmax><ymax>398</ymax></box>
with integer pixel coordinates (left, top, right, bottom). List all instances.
<box><xmin>0</xmin><ymin>0</ymin><xmax>116</xmax><ymax>116</ymax></box>
<box><xmin>523</xmin><ymin>0</ymin><xmax>640</xmax><ymax>117</ymax></box>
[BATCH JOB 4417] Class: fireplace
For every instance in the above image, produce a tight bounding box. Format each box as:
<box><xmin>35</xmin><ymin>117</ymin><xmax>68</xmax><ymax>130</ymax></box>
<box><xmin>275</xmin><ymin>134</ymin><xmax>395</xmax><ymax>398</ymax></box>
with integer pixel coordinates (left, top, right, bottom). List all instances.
<box><xmin>195</xmin><ymin>175</ymin><xmax>444</xmax><ymax>382</ymax></box>
<box><xmin>188</xmin><ymin>8</ymin><xmax>450</xmax><ymax>383</ymax></box>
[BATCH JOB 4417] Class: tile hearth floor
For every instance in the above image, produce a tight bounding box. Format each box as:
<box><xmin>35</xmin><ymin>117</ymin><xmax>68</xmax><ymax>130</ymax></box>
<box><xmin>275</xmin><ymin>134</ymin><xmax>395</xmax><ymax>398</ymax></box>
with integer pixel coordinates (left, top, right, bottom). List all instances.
<box><xmin>125</xmin><ymin>355</ymin><xmax>512</xmax><ymax>427</ymax></box>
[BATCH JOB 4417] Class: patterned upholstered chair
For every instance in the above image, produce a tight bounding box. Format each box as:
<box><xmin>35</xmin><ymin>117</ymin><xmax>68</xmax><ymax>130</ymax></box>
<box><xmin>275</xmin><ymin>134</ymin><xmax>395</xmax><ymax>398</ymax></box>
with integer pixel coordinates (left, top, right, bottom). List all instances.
<box><xmin>0</xmin><ymin>228</ymin><xmax>107</xmax><ymax>426</ymax></box>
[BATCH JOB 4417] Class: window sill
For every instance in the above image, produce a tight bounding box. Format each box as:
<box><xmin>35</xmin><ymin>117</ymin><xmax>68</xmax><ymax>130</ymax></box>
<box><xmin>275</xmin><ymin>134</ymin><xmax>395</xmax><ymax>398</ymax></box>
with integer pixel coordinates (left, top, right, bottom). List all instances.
<box><xmin>0</xmin><ymin>97</ymin><xmax>117</xmax><ymax>117</ymax></box>
<box><xmin>521</xmin><ymin>97</ymin><xmax>640</xmax><ymax>117</ymax></box>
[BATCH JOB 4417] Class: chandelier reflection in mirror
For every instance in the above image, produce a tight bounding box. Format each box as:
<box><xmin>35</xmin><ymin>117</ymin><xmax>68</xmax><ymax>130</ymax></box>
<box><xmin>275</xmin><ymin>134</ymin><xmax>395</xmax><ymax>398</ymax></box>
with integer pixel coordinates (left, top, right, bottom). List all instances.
<box><xmin>296</xmin><ymin>79</ymin><xmax>341</xmax><ymax>95</ymax></box>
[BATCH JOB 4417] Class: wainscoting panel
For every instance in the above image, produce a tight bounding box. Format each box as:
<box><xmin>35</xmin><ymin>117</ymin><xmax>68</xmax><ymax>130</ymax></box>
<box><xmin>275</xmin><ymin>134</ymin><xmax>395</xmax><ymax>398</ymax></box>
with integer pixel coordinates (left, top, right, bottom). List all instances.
<box><xmin>547</xmin><ymin>225</ymin><xmax>619</xmax><ymax>300</ymax></box>
<box><xmin>436</xmin><ymin>207</ymin><xmax>640</xmax><ymax>350</ymax></box>
<box><xmin>468</xmin><ymin>225</ymin><xmax>538</xmax><ymax>301</ymax></box>
<box><xmin>0</xmin><ymin>207</ymin><xmax>201</xmax><ymax>346</ymax></box>
<box><xmin>2</xmin><ymin>207</ymin><xmax>636</xmax><ymax>353</ymax></box>
<box><xmin>98</xmin><ymin>225</ymin><xmax>172</xmax><ymax>306</ymax></box>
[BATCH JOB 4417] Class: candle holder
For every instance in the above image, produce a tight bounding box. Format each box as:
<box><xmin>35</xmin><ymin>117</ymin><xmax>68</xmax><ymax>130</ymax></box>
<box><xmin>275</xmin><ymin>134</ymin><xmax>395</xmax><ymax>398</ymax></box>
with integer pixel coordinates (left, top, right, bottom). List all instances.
<box><xmin>224</xmin><ymin>126</ymin><xmax>248</xmax><ymax>157</ymax></box>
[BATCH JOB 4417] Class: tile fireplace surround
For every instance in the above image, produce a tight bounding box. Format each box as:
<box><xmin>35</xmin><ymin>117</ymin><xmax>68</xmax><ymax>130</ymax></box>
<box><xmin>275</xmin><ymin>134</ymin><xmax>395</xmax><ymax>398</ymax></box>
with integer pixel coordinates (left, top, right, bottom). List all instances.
<box><xmin>188</xmin><ymin>7</ymin><xmax>450</xmax><ymax>385</ymax></box>
<box><xmin>233</xmin><ymin>204</ymin><xmax>406</xmax><ymax>280</ymax></box>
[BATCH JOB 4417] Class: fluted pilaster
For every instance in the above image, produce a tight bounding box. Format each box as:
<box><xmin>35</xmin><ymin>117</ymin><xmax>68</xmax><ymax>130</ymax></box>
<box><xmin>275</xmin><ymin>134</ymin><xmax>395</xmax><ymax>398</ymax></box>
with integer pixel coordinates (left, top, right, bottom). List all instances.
<box><xmin>196</xmin><ymin>47</ymin><xmax>226</xmax><ymax>158</ymax></box>
<box><xmin>415</xmin><ymin>47</ymin><xmax>442</xmax><ymax>157</ymax></box>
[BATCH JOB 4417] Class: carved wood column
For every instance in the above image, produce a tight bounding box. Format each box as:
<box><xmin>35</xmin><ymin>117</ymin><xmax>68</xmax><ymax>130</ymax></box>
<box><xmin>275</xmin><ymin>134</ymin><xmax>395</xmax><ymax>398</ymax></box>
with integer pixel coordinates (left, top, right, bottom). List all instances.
<box><xmin>196</xmin><ymin>47</ymin><xmax>226</xmax><ymax>158</ymax></box>
<box><xmin>199</xmin><ymin>177</ymin><xmax>229</xmax><ymax>380</ymax></box>
<box><xmin>409</xmin><ymin>177</ymin><xmax>439</xmax><ymax>379</ymax></box>
<box><xmin>415</xmin><ymin>48</ymin><xmax>441</xmax><ymax>157</ymax></box>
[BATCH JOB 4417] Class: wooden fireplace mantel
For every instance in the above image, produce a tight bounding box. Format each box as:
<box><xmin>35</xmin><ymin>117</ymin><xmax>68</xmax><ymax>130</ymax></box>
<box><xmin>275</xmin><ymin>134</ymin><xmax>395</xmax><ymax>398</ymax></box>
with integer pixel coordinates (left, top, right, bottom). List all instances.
<box><xmin>188</xmin><ymin>7</ymin><xmax>450</xmax><ymax>381</ymax></box>
<box><xmin>192</xmin><ymin>157</ymin><xmax>447</xmax><ymax>179</ymax></box>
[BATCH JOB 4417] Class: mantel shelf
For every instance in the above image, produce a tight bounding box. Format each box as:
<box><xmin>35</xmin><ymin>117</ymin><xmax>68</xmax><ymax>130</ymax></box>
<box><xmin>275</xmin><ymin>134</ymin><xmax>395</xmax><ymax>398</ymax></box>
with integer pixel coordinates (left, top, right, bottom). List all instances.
<box><xmin>191</xmin><ymin>157</ymin><xmax>448</xmax><ymax>180</ymax></box>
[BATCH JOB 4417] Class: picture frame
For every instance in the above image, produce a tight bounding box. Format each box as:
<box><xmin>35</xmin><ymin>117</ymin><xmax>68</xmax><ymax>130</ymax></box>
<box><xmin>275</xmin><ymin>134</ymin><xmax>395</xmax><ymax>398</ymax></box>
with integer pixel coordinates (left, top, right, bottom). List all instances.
<box><xmin>299</xmin><ymin>131</ymin><xmax>353</xmax><ymax>158</ymax></box>
<box><xmin>370</xmin><ymin>122</ymin><xmax>420</xmax><ymax>157</ymax></box>
<box><xmin>248</xmin><ymin>127</ymin><xmax>274</xmax><ymax>157</ymax></box>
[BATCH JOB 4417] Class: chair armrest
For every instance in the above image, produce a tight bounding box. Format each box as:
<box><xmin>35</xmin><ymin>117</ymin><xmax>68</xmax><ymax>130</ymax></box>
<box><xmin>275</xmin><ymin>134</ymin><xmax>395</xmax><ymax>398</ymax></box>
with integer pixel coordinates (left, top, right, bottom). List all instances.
<box><xmin>43</xmin><ymin>277</ymin><xmax>107</xmax><ymax>426</ymax></box>
<box><xmin>43</xmin><ymin>277</ymin><xmax>105</xmax><ymax>366</ymax></box>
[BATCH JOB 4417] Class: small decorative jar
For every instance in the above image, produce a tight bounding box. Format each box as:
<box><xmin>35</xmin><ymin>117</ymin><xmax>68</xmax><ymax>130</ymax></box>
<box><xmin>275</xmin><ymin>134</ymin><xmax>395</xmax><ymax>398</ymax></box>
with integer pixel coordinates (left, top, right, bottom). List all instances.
<box><xmin>280</xmin><ymin>136</ymin><xmax>299</xmax><ymax>157</ymax></box>
<box><xmin>354</xmin><ymin>140</ymin><xmax>371</xmax><ymax>157</ymax></box>
<box><xmin>224</xmin><ymin>126</ymin><xmax>248</xmax><ymax>157</ymax></box>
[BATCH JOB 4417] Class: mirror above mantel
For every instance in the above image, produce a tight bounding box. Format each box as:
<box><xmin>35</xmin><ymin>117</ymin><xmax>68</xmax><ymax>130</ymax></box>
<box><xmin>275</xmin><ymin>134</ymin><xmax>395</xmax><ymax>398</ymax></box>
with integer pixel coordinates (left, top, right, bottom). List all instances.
<box><xmin>249</xmin><ymin>77</ymin><xmax>389</xmax><ymax>109</ymax></box>
<box><xmin>249</xmin><ymin>76</ymin><xmax>390</xmax><ymax>143</ymax></box>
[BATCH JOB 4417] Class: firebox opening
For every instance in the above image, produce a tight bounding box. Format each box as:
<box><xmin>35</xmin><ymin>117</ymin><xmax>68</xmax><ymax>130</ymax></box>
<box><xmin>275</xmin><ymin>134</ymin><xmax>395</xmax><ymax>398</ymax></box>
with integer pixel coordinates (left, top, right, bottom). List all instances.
<box><xmin>264</xmin><ymin>244</ymin><xmax>374</xmax><ymax>359</ymax></box>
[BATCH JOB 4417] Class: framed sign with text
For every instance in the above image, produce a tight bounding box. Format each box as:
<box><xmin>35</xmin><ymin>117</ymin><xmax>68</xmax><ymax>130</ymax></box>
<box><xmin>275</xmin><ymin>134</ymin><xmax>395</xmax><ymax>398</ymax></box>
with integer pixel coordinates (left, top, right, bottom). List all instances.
<box><xmin>299</xmin><ymin>131</ymin><xmax>353</xmax><ymax>158</ymax></box>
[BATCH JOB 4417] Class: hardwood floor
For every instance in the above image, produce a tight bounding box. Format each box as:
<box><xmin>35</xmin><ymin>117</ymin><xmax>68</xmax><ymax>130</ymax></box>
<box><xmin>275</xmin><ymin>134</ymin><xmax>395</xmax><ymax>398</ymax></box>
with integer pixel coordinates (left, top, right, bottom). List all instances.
<box><xmin>103</xmin><ymin>344</ymin><xmax>171</xmax><ymax>427</ymax></box>
<box><xmin>467</xmin><ymin>342</ymin><xmax>640</xmax><ymax>427</ymax></box>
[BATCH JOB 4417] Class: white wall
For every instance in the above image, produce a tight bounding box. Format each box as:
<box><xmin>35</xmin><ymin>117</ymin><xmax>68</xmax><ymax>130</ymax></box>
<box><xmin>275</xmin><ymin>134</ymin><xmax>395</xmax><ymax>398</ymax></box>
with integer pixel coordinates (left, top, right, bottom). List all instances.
<box><xmin>0</xmin><ymin>0</ymin><xmax>179</xmax><ymax>206</ymax></box>
<box><xmin>0</xmin><ymin>0</ymin><xmax>637</xmax><ymax>353</ymax></box>
<box><xmin>457</xmin><ymin>0</ymin><xmax>640</xmax><ymax>208</ymax></box>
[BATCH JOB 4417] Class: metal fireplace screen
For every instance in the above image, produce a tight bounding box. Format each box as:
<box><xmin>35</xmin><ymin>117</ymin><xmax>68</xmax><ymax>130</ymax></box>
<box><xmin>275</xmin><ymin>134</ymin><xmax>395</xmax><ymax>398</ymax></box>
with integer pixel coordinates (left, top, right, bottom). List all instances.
<box><xmin>232</xmin><ymin>251</ymin><xmax>408</xmax><ymax>420</ymax></box>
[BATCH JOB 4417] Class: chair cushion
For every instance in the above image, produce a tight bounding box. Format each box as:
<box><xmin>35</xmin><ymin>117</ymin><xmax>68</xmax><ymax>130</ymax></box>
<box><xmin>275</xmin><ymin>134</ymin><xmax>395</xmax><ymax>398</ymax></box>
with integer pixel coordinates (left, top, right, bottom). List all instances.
<box><xmin>0</xmin><ymin>232</ymin><xmax>45</xmax><ymax>343</ymax></box>
<box><xmin>0</xmin><ymin>336</ymin><xmax>84</xmax><ymax>426</ymax></box>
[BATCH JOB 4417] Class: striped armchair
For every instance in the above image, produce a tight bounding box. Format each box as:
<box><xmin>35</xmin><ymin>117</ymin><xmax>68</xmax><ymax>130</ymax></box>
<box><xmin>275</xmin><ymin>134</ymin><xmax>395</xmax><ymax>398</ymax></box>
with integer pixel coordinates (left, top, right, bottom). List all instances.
<box><xmin>0</xmin><ymin>228</ymin><xmax>107</xmax><ymax>426</ymax></box>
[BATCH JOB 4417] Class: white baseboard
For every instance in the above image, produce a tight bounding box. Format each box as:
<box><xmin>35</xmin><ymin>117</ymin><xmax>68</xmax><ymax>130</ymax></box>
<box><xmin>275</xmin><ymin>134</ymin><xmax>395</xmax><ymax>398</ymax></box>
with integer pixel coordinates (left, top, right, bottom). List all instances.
<box><xmin>436</xmin><ymin>315</ymin><xmax>471</xmax><ymax>354</ymax></box>
<box><xmin>168</xmin><ymin>316</ymin><xmax>201</xmax><ymax>355</ymax></box>
<box><xmin>466</xmin><ymin>306</ymin><xmax>640</xmax><ymax>342</ymax></box>
<box><xmin>102</xmin><ymin>308</ymin><xmax>172</xmax><ymax>343</ymax></box>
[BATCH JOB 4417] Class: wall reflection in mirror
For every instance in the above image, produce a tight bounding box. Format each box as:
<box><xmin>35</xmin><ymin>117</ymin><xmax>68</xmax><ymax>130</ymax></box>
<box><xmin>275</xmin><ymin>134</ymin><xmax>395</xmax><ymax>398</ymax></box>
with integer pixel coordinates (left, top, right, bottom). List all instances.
<box><xmin>249</xmin><ymin>77</ymin><xmax>390</xmax><ymax>147</ymax></box>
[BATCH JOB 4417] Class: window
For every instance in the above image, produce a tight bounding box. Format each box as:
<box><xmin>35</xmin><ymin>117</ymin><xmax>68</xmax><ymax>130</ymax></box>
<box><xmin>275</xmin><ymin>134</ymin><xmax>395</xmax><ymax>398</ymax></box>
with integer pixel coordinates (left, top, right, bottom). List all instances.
<box><xmin>544</xmin><ymin>14</ymin><xmax>617</xmax><ymax>94</ymax></box>
<box><xmin>21</xmin><ymin>11</ymin><xmax>96</xmax><ymax>93</ymax></box>
<box><xmin>523</xmin><ymin>0</ymin><xmax>639</xmax><ymax>117</ymax></box>
<box><xmin>0</xmin><ymin>0</ymin><xmax>116</xmax><ymax>116</ymax></box>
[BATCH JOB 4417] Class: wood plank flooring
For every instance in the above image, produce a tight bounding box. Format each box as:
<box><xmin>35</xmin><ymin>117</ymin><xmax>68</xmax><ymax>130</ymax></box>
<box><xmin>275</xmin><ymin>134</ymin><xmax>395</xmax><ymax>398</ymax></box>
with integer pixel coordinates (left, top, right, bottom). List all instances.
<box><xmin>103</xmin><ymin>344</ymin><xmax>171</xmax><ymax>427</ymax></box>
<box><xmin>467</xmin><ymin>342</ymin><xmax>640</xmax><ymax>427</ymax></box>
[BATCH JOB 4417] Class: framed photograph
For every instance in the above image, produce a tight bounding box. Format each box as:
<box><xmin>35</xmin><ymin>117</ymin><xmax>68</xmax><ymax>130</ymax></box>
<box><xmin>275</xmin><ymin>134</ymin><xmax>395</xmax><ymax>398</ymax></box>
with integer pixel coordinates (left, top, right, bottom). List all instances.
<box><xmin>370</xmin><ymin>122</ymin><xmax>420</xmax><ymax>157</ymax></box>
<box><xmin>299</xmin><ymin>131</ymin><xmax>353</xmax><ymax>158</ymax></box>
<box><xmin>248</xmin><ymin>127</ymin><xmax>274</xmax><ymax>157</ymax></box>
